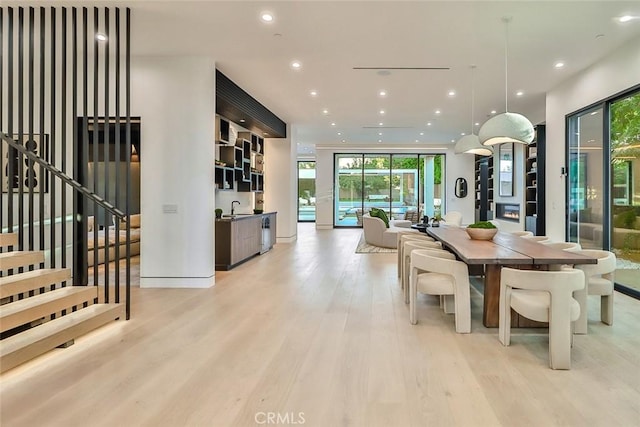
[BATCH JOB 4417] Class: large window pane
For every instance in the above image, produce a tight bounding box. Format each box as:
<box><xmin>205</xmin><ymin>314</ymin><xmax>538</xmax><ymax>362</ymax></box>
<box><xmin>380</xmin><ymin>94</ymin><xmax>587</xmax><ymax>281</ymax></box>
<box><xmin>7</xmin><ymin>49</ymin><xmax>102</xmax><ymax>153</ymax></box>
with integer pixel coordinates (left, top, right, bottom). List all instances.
<box><xmin>335</xmin><ymin>155</ymin><xmax>363</xmax><ymax>226</ymax></box>
<box><xmin>363</xmin><ymin>155</ymin><xmax>391</xmax><ymax>217</ymax></box>
<box><xmin>610</xmin><ymin>91</ymin><xmax>640</xmax><ymax>293</ymax></box>
<box><xmin>298</xmin><ymin>161</ymin><xmax>316</xmax><ymax>222</ymax></box>
<box><xmin>568</xmin><ymin>107</ymin><xmax>604</xmax><ymax>249</ymax></box>
<box><xmin>391</xmin><ymin>155</ymin><xmax>419</xmax><ymax>220</ymax></box>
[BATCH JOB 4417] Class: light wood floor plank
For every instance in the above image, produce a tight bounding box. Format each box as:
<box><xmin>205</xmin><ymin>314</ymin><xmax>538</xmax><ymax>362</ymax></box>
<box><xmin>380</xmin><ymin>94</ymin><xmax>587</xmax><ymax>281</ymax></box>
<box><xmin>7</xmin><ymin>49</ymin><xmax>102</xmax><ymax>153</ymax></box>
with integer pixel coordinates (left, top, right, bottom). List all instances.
<box><xmin>1</xmin><ymin>224</ymin><xmax>639</xmax><ymax>427</ymax></box>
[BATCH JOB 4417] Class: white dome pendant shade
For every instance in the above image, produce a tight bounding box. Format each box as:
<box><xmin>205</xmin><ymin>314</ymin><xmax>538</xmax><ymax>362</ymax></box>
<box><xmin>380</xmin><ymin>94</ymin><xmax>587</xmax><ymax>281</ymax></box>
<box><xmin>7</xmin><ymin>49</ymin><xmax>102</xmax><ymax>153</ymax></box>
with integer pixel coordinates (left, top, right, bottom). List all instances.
<box><xmin>454</xmin><ymin>134</ymin><xmax>494</xmax><ymax>155</ymax></box>
<box><xmin>479</xmin><ymin>17</ymin><xmax>534</xmax><ymax>146</ymax></box>
<box><xmin>454</xmin><ymin>65</ymin><xmax>494</xmax><ymax>156</ymax></box>
<box><xmin>478</xmin><ymin>112</ymin><xmax>534</xmax><ymax>146</ymax></box>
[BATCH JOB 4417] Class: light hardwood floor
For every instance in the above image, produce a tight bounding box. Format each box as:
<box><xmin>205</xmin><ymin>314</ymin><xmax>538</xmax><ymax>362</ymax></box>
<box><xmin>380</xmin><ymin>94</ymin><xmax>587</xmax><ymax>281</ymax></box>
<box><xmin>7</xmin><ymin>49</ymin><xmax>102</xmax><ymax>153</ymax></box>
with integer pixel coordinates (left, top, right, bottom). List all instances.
<box><xmin>1</xmin><ymin>223</ymin><xmax>639</xmax><ymax>426</ymax></box>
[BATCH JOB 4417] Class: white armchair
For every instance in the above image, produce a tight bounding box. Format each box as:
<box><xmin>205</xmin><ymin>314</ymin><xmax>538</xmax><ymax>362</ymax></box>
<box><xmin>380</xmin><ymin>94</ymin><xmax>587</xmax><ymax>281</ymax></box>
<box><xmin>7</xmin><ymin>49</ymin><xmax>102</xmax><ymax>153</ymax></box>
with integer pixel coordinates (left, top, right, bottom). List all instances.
<box><xmin>499</xmin><ymin>267</ymin><xmax>585</xmax><ymax>369</ymax></box>
<box><xmin>362</xmin><ymin>214</ymin><xmax>417</xmax><ymax>248</ymax></box>
<box><xmin>442</xmin><ymin>211</ymin><xmax>462</xmax><ymax>227</ymax></box>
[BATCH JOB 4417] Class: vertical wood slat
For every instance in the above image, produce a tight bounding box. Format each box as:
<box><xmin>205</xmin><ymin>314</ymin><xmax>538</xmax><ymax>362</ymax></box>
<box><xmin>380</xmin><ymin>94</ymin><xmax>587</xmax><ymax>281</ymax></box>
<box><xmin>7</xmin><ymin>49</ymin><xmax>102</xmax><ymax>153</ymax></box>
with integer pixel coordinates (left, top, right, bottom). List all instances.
<box><xmin>39</xmin><ymin>7</ymin><xmax>45</xmax><ymax>267</ymax></box>
<box><xmin>18</xmin><ymin>7</ymin><xmax>24</xmax><ymax>251</ymax></box>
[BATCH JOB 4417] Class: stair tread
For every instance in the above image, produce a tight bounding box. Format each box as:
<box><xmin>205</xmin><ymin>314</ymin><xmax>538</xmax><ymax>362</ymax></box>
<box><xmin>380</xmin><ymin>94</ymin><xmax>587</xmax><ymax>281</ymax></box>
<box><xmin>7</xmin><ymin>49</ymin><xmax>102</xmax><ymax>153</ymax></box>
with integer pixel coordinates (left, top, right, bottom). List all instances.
<box><xmin>0</xmin><ymin>251</ymin><xmax>44</xmax><ymax>270</ymax></box>
<box><xmin>1</xmin><ymin>304</ymin><xmax>122</xmax><ymax>357</ymax></box>
<box><xmin>0</xmin><ymin>268</ymin><xmax>71</xmax><ymax>299</ymax></box>
<box><xmin>0</xmin><ymin>233</ymin><xmax>19</xmax><ymax>247</ymax></box>
<box><xmin>1</xmin><ymin>286</ymin><xmax>96</xmax><ymax>318</ymax></box>
<box><xmin>0</xmin><ymin>268</ymin><xmax>70</xmax><ymax>286</ymax></box>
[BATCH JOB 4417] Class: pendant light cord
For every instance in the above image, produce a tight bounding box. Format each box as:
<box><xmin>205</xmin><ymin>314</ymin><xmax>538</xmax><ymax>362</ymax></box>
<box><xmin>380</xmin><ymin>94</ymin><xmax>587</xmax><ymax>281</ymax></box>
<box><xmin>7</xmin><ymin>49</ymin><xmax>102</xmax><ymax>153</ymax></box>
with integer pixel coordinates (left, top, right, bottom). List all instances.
<box><xmin>503</xmin><ymin>17</ymin><xmax>511</xmax><ymax>113</ymax></box>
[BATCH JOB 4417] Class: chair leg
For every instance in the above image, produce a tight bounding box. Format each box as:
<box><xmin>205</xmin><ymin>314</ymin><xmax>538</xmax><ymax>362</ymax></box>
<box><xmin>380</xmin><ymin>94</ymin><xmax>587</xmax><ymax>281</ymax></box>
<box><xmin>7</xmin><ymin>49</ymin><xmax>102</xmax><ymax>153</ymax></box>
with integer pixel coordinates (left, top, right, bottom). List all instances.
<box><xmin>549</xmin><ymin>313</ymin><xmax>573</xmax><ymax>370</ymax></box>
<box><xmin>454</xmin><ymin>292</ymin><xmax>471</xmax><ymax>334</ymax></box>
<box><xmin>573</xmin><ymin>287</ymin><xmax>588</xmax><ymax>335</ymax></box>
<box><xmin>443</xmin><ymin>295</ymin><xmax>455</xmax><ymax>314</ymax></box>
<box><xmin>404</xmin><ymin>257</ymin><xmax>411</xmax><ymax>304</ymax></box>
<box><xmin>499</xmin><ymin>285</ymin><xmax>511</xmax><ymax>346</ymax></box>
<box><xmin>601</xmin><ymin>294</ymin><xmax>613</xmax><ymax>325</ymax></box>
<box><xmin>410</xmin><ymin>268</ymin><xmax>418</xmax><ymax>325</ymax></box>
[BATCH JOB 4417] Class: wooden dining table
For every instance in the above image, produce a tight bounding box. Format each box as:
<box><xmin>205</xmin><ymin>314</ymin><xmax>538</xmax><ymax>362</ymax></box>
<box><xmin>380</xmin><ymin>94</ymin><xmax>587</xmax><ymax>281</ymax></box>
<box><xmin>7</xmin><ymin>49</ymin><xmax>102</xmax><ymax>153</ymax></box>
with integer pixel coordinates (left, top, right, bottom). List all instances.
<box><xmin>426</xmin><ymin>226</ymin><xmax>597</xmax><ymax>327</ymax></box>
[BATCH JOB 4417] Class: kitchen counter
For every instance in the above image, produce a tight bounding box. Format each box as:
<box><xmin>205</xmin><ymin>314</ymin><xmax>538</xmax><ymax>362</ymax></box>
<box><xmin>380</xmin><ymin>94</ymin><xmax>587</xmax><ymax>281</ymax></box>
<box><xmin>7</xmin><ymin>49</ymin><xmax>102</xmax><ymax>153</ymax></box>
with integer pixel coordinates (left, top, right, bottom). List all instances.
<box><xmin>215</xmin><ymin>211</ymin><xmax>277</xmax><ymax>221</ymax></box>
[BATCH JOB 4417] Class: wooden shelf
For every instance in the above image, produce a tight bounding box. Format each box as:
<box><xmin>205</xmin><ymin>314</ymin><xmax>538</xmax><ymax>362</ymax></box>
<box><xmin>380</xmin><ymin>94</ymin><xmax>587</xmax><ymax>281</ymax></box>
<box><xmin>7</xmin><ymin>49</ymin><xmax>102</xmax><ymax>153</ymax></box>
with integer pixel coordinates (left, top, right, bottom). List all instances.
<box><xmin>524</xmin><ymin>125</ymin><xmax>545</xmax><ymax>235</ymax></box>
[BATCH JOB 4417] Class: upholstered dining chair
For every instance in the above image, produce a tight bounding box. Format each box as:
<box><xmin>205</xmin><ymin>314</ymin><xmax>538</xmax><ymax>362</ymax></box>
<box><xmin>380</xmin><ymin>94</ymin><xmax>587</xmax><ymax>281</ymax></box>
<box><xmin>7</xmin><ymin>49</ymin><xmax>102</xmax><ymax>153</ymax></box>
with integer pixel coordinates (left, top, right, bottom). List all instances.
<box><xmin>543</xmin><ymin>241</ymin><xmax>582</xmax><ymax>251</ymax></box>
<box><xmin>510</xmin><ymin>230</ymin><xmax>533</xmax><ymax>237</ymax></box>
<box><xmin>396</xmin><ymin>231</ymin><xmax>436</xmax><ymax>277</ymax></box>
<box><xmin>442</xmin><ymin>211</ymin><xmax>463</xmax><ymax>227</ymax></box>
<box><xmin>409</xmin><ymin>249</ymin><xmax>471</xmax><ymax>333</ymax></box>
<box><xmin>522</xmin><ymin>235</ymin><xmax>551</xmax><ymax>243</ymax></box>
<box><xmin>499</xmin><ymin>267</ymin><xmax>585</xmax><ymax>369</ymax></box>
<box><xmin>402</xmin><ymin>240</ymin><xmax>449</xmax><ymax>303</ymax></box>
<box><xmin>571</xmin><ymin>249</ymin><xmax>616</xmax><ymax>335</ymax></box>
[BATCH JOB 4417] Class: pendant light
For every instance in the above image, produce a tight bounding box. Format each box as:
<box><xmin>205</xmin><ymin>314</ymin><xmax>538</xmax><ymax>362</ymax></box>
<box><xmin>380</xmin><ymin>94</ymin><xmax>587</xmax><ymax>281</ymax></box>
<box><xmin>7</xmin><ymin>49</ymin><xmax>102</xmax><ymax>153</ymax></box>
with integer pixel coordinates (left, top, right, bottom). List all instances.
<box><xmin>454</xmin><ymin>65</ymin><xmax>493</xmax><ymax>156</ymax></box>
<box><xmin>479</xmin><ymin>17</ymin><xmax>534</xmax><ymax>146</ymax></box>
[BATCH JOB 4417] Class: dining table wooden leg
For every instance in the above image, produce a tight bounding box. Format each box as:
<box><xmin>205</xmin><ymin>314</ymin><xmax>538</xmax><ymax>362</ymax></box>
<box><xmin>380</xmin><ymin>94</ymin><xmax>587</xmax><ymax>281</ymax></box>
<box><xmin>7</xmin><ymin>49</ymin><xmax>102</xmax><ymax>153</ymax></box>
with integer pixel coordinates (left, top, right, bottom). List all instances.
<box><xmin>483</xmin><ymin>264</ymin><xmax>501</xmax><ymax>327</ymax></box>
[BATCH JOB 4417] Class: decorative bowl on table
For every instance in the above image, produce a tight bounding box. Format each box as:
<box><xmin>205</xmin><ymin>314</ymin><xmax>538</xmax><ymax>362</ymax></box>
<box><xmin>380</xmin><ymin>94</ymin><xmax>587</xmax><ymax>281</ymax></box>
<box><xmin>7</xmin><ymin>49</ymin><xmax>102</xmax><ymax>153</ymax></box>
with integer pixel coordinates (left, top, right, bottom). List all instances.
<box><xmin>466</xmin><ymin>221</ymin><xmax>498</xmax><ymax>240</ymax></box>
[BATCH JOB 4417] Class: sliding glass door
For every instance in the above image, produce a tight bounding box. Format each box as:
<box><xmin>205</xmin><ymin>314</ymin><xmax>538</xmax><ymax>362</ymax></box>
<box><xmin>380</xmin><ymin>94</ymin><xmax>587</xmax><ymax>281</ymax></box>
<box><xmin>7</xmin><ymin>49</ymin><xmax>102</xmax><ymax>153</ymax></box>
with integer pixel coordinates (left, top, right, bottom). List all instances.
<box><xmin>567</xmin><ymin>87</ymin><xmax>640</xmax><ymax>296</ymax></box>
<box><xmin>334</xmin><ymin>153</ymin><xmax>444</xmax><ymax>227</ymax></box>
<box><xmin>297</xmin><ymin>161</ymin><xmax>316</xmax><ymax>222</ymax></box>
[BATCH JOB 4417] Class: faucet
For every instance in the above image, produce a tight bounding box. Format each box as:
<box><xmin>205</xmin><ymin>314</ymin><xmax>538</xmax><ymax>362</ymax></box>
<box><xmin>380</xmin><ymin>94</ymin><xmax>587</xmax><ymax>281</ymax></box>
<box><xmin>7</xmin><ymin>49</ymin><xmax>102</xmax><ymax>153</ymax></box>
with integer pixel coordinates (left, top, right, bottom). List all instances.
<box><xmin>231</xmin><ymin>200</ymin><xmax>240</xmax><ymax>215</ymax></box>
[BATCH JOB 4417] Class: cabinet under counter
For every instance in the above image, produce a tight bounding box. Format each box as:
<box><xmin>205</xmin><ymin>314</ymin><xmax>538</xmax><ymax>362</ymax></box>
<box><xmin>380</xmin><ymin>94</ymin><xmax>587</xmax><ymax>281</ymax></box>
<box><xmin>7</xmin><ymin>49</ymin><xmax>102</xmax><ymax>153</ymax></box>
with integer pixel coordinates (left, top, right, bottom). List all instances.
<box><xmin>215</xmin><ymin>212</ymin><xmax>277</xmax><ymax>271</ymax></box>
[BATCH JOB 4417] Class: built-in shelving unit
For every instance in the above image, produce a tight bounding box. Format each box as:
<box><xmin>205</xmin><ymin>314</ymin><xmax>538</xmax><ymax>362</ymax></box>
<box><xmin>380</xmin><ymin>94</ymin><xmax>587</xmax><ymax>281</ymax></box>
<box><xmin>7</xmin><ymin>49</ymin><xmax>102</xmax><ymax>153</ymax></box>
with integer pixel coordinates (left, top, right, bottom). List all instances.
<box><xmin>475</xmin><ymin>155</ymin><xmax>494</xmax><ymax>222</ymax></box>
<box><xmin>525</xmin><ymin>124</ymin><xmax>546</xmax><ymax>235</ymax></box>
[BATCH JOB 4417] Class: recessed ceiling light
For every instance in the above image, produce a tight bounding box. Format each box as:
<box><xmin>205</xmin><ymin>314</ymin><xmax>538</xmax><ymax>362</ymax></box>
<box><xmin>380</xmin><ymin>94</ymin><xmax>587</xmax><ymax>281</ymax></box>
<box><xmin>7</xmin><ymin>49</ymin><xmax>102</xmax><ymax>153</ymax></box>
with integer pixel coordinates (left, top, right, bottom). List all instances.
<box><xmin>415</xmin><ymin>139</ymin><xmax>419</xmax><ymax>143</ymax></box>
<box><xmin>427</xmin><ymin>122</ymin><xmax>432</xmax><ymax>126</ymax></box>
<box><xmin>379</xmin><ymin>110</ymin><xmax>385</xmax><ymax>115</ymax></box>
<box><xmin>475</xmin><ymin>122</ymin><xmax>480</xmax><ymax>126</ymax></box>
<box><xmin>461</xmin><ymin>132</ymin><xmax>466</xmax><ymax>136</ymax></box>
<box><xmin>337</xmin><ymin>132</ymin><xmax>342</xmax><ymax>135</ymax></box>
<box><xmin>554</xmin><ymin>61</ymin><xmax>565</xmax><ymax>69</ymax></box>
<box><xmin>322</xmin><ymin>109</ymin><xmax>329</xmax><ymax>115</ymax></box>
<box><xmin>516</xmin><ymin>91</ymin><xmax>524</xmax><ymax>96</ymax></box>
<box><xmin>617</xmin><ymin>15</ymin><xmax>635</xmax><ymax>23</ymax></box>
<box><xmin>379</xmin><ymin>90</ymin><xmax>387</xmax><ymax>97</ymax></box>
<box><xmin>378</xmin><ymin>122</ymin><xmax>383</xmax><ymax>126</ymax></box>
<box><xmin>341</xmin><ymin>139</ymin><xmax>346</xmax><ymax>143</ymax></box>
<box><xmin>378</xmin><ymin>132</ymin><xmax>382</xmax><ymax>136</ymax></box>
<box><xmin>448</xmin><ymin>90</ymin><xmax>456</xmax><ymax>97</ymax></box>
<box><xmin>310</xmin><ymin>90</ymin><xmax>318</xmax><ymax>97</ymax></box>
<box><xmin>435</xmin><ymin>110</ymin><xmax>441</xmax><ymax>115</ymax></box>
<box><xmin>290</xmin><ymin>60</ymin><xmax>302</xmax><ymax>70</ymax></box>
<box><xmin>490</xmin><ymin>110</ymin><xmax>497</xmax><ymax>114</ymax></box>
<box><xmin>420</xmin><ymin>132</ymin><xmax>424</xmax><ymax>136</ymax></box>
<box><xmin>378</xmin><ymin>139</ymin><xmax>382</xmax><ymax>143</ymax></box>
<box><xmin>451</xmin><ymin>139</ymin><xmax>455</xmax><ymax>143</ymax></box>
<box><xmin>590</xmin><ymin>111</ymin><xmax>599</xmax><ymax>115</ymax></box>
<box><xmin>96</xmin><ymin>33</ymin><xmax>107</xmax><ymax>41</ymax></box>
<box><xmin>331</xmin><ymin>122</ymin><xmax>336</xmax><ymax>126</ymax></box>
<box><xmin>260</xmin><ymin>12</ymin><xmax>274</xmax><ymax>23</ymax></box>
<box><xmin>239</xmin><ymin>119</ymin><xmax>245</xmax><ymax>123</ymax></box>
<box><xmin>264</xmin><ymin>132</ymin><xmax>269</xmax><ymax>135</ymax></box>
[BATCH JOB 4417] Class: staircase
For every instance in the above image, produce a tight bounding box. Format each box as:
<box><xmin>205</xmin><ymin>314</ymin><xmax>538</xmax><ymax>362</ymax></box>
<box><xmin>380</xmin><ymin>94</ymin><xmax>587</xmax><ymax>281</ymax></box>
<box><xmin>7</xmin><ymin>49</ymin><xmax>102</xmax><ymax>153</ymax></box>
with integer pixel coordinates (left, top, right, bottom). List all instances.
<box><xmin>0</xmin><ymin>233</ymin><xmax>123</xmax><ymax>373</ymax></box>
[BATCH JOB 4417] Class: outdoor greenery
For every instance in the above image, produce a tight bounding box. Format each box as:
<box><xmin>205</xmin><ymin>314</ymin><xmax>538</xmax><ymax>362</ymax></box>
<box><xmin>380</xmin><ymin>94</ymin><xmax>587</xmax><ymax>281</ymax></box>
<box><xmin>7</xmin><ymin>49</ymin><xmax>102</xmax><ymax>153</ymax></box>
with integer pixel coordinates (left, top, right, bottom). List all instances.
<box><xmin>337</xmin><ymin>155</ymin><xmax>442</xmax><ymax>199</ymax></box>
<box><xmin>611</xmin><ymin>91</ymin><xmax>640</xmax><ymax>161</ymax></box>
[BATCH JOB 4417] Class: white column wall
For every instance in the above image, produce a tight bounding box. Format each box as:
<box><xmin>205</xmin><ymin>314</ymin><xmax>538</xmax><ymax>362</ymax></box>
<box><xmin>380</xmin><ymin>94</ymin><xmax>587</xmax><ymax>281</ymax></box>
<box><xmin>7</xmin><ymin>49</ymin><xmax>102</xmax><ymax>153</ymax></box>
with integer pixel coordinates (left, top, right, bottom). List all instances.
<box><xmin>313</xmin><ymin>148</ymin><xmax>475</xmax><ymax>228</ymax></box>
<box><xmin>491</xmin><ymin>143</ymin><xmax>526</xmax><ymax>232</ymax></box>
<box><xmin>131</xmin><ymin>56</ymin><xmax>216</xmax><ymax>288</ymax></box>
<box><xmin>264</xmin><ymin>124</ymin><xmax>297</xmax><ymax>242</ymax></box>
<box><xmin>545</xmin><ymin>36</ymin><xmax>640</xmax><ymax>241</ymax></box>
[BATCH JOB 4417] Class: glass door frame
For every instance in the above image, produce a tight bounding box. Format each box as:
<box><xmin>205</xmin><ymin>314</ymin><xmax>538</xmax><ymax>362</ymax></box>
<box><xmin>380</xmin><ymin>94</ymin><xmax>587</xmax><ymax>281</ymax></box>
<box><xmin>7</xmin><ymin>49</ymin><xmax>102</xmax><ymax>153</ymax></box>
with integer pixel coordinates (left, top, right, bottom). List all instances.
<box><xmin>297</xmin><ymin>160</ymin><xmax>316</xmax><ymax>223</ymax></box>
<box><xmin>565</xmin><ymin>83</ymin><xmax>640</xmax><ymax>299</ymax></box>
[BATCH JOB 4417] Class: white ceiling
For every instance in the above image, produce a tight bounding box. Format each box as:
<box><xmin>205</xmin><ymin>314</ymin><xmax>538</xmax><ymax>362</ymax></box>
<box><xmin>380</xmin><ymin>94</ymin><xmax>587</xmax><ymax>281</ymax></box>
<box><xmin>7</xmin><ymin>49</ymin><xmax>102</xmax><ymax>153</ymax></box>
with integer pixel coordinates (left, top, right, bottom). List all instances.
<box><xmin>15</xmin><ymin>1</ymin><xmax>640</xmax><ymax>154</ymax></box>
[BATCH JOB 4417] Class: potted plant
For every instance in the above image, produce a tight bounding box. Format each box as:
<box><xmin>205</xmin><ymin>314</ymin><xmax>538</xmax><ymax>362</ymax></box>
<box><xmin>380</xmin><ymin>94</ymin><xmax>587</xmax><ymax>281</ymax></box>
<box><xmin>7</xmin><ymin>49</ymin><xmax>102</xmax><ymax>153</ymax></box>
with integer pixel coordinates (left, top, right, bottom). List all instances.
<box><xmin>431</xmin><ymin>214</ymin><xmax>442</xmax><ymax>227</ymax></box>
<box><xmin>466</xmin><ymin>221</ymin><xmax>498</xmax><ymax>240</ymax></box>
<box><xmin>215</xmin><ymin>208</ymin><xmax>223</xmax><ymax>219</ymax></box>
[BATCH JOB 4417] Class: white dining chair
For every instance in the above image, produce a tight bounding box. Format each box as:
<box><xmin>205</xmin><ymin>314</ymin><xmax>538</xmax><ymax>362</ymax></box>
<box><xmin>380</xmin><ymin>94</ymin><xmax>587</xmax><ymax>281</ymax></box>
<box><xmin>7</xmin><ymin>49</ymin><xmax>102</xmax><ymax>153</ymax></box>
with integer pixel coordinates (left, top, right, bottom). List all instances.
<box><xmin>571</xmin><ymin>249</ymin><xmax>616</xmax><ymax>335</ymax></box>
<box><xmin>409</xmin><ymin>249</ymin><xmax>471</xmax><ymax>333</ymax></box>
<box><xmin>510</xmin><ymin>230</ymin><xmax>533</xmax><ymax>237</ymax></box>
<box><xmin>442</xmin><ymin>211</ymin><xmax>463</xmax><ymax>227</ymax></box>
<box><xmin>396</xmin><ymin>232</ymin><xmax>436</xmax><ymax>277</ymax></box>
<box><xmin>402</xmin><ymin>241</ymin><xmax>451</xmax><ymax>303</ymax></box>
<box><xmin>543</xmin><ymin>241</ymin><xmax>582</xmax><ymax>252</ymax></box>
<box><xmin>522</xmin><ymin>235</ymin><xmax>551</xmax><ymax>243</ymax></box>
<box><xmin>499</xmin><ymin>267</ymin><xmax>585</xmax><ymax>369</ymax></box>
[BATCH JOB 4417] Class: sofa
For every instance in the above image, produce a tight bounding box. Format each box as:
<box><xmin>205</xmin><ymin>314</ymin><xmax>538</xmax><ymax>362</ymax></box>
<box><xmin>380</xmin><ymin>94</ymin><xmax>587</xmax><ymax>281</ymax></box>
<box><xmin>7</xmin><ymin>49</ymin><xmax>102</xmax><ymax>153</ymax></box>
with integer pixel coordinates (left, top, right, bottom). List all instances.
<box><xmin>362</xmin><ymin>213</ymin><xmax>416</xmax><ymax>248</ymax></box>
<box><xmin>87</xmin><ymin>214</ymin><xmax>141</xmax><ymax>266</ymax></box>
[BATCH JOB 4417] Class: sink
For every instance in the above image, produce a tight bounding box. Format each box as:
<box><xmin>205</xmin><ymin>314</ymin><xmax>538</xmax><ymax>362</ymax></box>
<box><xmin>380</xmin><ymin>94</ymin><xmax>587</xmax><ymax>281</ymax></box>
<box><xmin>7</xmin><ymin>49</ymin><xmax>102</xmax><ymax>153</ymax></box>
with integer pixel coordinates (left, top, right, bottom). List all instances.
<box><xmin>221</xmin><ymin>213</ymin><xmax>253</xmax><ymax>218</ymax></box>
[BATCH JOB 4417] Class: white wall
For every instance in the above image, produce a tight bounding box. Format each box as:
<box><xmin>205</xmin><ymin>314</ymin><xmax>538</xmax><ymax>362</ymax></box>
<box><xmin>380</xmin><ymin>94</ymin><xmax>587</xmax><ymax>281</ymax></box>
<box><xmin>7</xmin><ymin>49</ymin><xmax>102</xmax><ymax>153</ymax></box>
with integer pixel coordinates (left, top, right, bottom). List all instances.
<box><xmin>545</xmin><ymin>36</ymin><xmax>640</xmax><ymax>241</ymax></box>
<box><xmin>131</xmin><ymin>56</ymin><xmax>216</xmax><ymax>288</ymax></box>
<box><xmin>313</xmin><ymin>147</ymin><xmax>476</xmax><ymax>228</ymax></box>
<box><xmin>264</xmin><ymin>124</ymin><xmax>297</xmax><ymax>242</ymax></box>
